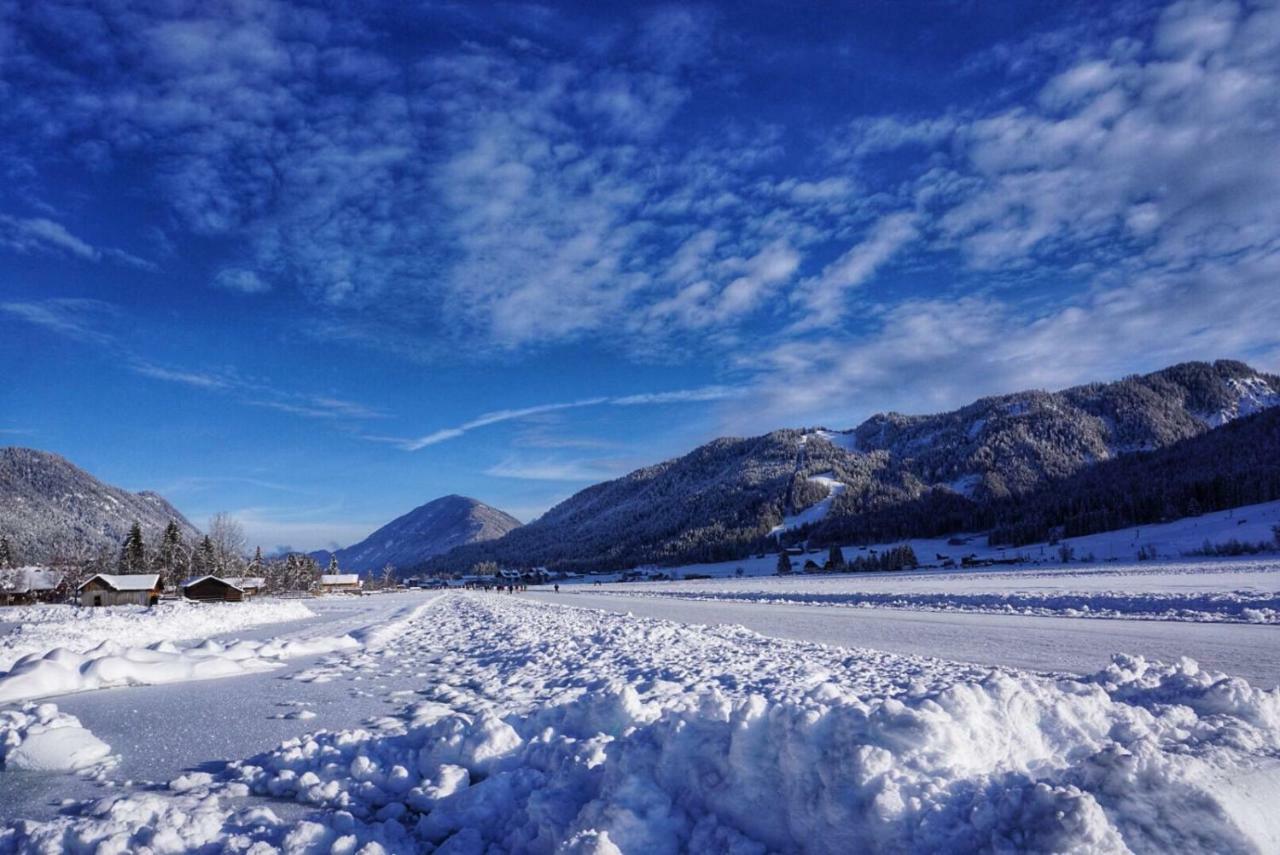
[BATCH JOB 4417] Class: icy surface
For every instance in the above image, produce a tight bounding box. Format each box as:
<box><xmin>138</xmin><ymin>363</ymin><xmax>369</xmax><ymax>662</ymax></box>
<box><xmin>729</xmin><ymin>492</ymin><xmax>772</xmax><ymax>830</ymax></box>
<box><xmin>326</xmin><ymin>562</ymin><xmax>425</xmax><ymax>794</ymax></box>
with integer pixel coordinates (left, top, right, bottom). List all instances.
<box><xmin>1</xmin><ymin>593</ymin><xmax>1277</xmax><ymax>853</ymax></box>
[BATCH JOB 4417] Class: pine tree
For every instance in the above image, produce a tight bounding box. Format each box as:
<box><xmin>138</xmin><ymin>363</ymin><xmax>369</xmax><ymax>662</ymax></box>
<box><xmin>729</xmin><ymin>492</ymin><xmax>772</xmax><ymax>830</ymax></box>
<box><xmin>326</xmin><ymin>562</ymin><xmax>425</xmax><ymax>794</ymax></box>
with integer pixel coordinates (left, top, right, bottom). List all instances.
<box><xmin>247</xmin><ymin>546</ymin><xmax>264</xmax><ymax>577</ymax></box>
<box><xmin>326</xmin><ymin>555</ymin><xmax>340</xmax><ymax>576</ymax></box>
<box><xmin>0</xmin><ymin>536</ymin><xmax>14</xmax><ymax>569</ymax></box>
<box><xmin>153</xmin><ymin>521</ymin><xmax>189</xmax><ymax>590</ymax></box>
<box><xmin>827</xmin><ymin>545</ymin><xmax>845</xmax><ymax>570</ymax></box>
<box><xmin>776</xmin><ymin>551</ymin><xmax>793</xmax><ymax>575</ymax></box>
<box><xmin>193</xmin><ymin>535</ymin><xmax>217</xmax><ymax>577</ymax></box>
<box><xmin>118</xmin><ymin>522</ymin><xmax>147</xmax><ymax>574</ymax></box>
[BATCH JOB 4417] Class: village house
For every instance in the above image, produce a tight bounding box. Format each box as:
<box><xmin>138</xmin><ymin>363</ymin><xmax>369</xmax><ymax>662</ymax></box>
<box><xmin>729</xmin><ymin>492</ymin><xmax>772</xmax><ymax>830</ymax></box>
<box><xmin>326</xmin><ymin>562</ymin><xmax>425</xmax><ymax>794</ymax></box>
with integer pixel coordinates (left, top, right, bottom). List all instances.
<box><xmin>318</xmin><ymin>573</ymin><xmax>362</xmax><ymax>594</ymax></box>
<box><xmin>78</xmin><ymin>573</ymin><xmax>163</xmax><ymax>607</ymax></box>
<box><xmin>0</xmin><ymin>567</ymin><xmax>67</xmax><ymax>606</ymax></box>
<box><xmin>181</xmin><ymin>575</ymin><xmax>265</xmax><ymax>602</ymax></box>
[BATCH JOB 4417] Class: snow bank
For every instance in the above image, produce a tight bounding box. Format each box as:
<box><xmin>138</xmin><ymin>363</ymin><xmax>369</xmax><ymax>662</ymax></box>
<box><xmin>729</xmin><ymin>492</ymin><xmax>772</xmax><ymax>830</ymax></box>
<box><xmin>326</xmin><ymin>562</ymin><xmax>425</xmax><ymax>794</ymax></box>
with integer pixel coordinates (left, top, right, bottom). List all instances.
<box><xmin>1</xmin><ymin>702</ymin><xmax>113</xmax><ymax>773</ymax></box>
<box><xmin>0</xmin><ymin>634</ymin><xmax>359</xmax><ymax>704</ymax></box>
<box><xmin>5</xmin><ymin>594</ymin><xmax>1276</xmax><ymax>853</ymax></box>
<box><xmin>0</xmin><ymin>599</ymin><xmax>317</xmax><ymax>672</ymax></box>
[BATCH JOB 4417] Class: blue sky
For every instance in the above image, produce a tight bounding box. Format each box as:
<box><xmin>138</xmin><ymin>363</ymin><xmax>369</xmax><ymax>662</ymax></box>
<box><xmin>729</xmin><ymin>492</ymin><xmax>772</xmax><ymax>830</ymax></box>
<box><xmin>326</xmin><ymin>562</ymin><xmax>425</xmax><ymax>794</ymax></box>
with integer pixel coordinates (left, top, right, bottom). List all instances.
<box><xmin>2</xmin><ymin>0</ymin><xmax>1278</xmax><ymax>551</ymax></box>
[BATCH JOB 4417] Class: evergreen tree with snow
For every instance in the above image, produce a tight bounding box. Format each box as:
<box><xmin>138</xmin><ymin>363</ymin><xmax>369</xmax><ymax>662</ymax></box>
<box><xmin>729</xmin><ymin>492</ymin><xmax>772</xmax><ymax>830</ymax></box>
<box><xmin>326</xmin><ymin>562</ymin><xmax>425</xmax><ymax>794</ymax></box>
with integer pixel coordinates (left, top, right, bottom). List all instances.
<box><xmin>193</xmin><ymin>535</ymin><xmax>217</xmax><ymax>577</ymax></box>
<box><xmin>153</xmin><ymin>520</ymin><xmax>190</xmax><ymax>590</ymax></box>
<box><xmin>248</xmin><ymin>546</ymin><xmax>264</xmax><ymax>576</ymax></box>
<box><xmin>776</xmin><ymin>551</ymin><xmax>793</xmax><ymax>575</ymax></box>
<box><xmin>118</xmin><ymin>522</ymin><xmax>148</xmax><ymax>574</ymax></box>
<box><xmin>326</xmin><ymin>555</ymin><xmax>340</xmax><ymax>576</ymax></box>
<box><xmin>827</xmin><ymin>545</ymin><xmax>845</xmax><ymax>570</ymax></box>
<box><xmin>0</xmin><ymin>535</ymin><xmax>14</xmax><ymax>569</ymax></box>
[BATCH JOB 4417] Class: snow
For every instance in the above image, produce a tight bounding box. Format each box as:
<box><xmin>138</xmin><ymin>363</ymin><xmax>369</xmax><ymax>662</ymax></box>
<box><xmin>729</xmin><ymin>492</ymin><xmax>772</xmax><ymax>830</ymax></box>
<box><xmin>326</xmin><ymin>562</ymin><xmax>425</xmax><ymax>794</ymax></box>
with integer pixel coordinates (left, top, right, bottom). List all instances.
<box><xmin>1197</xmin><ymin>375</ymin><xmax>1280</xmax><ymax>427</ymax></box>
<box><xmin>768</xmin><ymin>472</ymin><xmax>848</xmax><ymax>537</ymax></box>
<box><xmin>0</xmin><ymin>569</ymin><xmax>62</xmax><ymax>594</ymax></box>
<box><xmin>812</xmin><ymin>429</ymin><xmax>859</xmax><ymax>452</ymax></box>
<box><xmin>2</xmin><ymin>593</ymin><xmax>1277</xmax><ymax>853</ymax></box>
<box><xmin>321</xmin><ymin>574</ymin><xmax>361</xmax><ymax>586</ymax></box>
<box><xmin>580</xmin><ymin>560</ymin><xmax>1280</xmax><ymax>623</ymax></box>
<box><xmin>1</xmin><ymin>702</ymin><xmax>113</xmax><ymax>773</ymax></box>
<box><xmin>0</xmin><ymin>599</ymin><xmax>317</xmax><ymax>672</ymax></box>
<box><xmin>76</xmin><ymin>573</ymin><xmax>159</xmax><ymax>592</ymax></box>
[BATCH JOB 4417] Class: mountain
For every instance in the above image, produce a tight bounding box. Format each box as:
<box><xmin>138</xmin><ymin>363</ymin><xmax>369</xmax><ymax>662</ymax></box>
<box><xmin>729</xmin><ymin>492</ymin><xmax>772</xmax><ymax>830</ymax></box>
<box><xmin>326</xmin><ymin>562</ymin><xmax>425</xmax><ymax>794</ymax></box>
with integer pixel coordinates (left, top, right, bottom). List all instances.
<box><xmin>0</xmin><ymin>447</ymin><xmax>199</xmax><ymax>564</ymax></box>
<box><xmin>315</xmin><ymin>495</ymin><xmax>522</xmax><ymax>573</ymax></box>
<box><xmin>427</xmin><ymin>360</ymin><xmax>1280</xmax><ymax>573</ymax></box>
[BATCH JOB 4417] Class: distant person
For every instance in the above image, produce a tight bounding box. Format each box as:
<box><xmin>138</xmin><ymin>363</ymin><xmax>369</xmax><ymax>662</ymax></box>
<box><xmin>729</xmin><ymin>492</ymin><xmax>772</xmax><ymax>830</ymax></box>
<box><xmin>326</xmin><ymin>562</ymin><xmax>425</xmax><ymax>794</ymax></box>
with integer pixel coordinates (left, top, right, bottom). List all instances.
<box><xmin>554</xmin><ymin>584</ymin><xmax>560</xmax><ymax>593</ymax></box>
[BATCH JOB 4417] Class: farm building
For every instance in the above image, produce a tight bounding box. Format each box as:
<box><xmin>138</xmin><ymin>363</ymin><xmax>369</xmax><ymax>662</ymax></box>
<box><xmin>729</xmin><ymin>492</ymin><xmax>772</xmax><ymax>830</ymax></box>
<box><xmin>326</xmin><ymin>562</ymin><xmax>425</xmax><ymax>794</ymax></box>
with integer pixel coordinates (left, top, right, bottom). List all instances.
<box><xmin>78</xmin><ymin>573</ymin><xmax>163</xmax><ymax>607</ymax></box>
<box><xmin>0</xmin><ymin>567</ymin><xmax>67</xmax><ymax>606</ymax></box>
<box><xmin>319</xmin><ymin>573</ymin><xmax>362</xmax><ymax>594</ymax></box>
<box><xmin>181</xmin><ymin>575</ymin><xmax>261</xmax><ymax>602</ymax></box>
<box><xmin>230</xmin><ymin>577</ymin><xmax>265</xmax><ymax>596</ymax></box>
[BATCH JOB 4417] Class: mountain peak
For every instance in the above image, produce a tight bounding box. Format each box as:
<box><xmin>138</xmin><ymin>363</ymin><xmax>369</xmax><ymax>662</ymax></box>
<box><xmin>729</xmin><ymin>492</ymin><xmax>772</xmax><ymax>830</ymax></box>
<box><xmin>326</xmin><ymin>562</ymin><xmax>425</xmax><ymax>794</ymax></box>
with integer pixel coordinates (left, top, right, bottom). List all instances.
<box><xmin>321</xmin><ymin>494</ymin><xmax>522</xmax><ymax>573</ymax></box>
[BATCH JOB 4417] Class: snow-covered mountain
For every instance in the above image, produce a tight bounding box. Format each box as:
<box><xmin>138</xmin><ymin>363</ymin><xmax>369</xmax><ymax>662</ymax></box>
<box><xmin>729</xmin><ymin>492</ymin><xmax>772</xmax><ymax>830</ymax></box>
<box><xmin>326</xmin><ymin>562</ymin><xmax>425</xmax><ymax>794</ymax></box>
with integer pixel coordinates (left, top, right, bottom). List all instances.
<box><xmin>429</xmin><ymin>360</ymin><xmax>1280</xmax><ymax>572</ymax></box>
<box><xmin>314</xmin><ymin>495</ymin><xmax>522</xmax><ymax>573</ymax></box>
<box><xmin>0</xmin><ymin>447</ymin><xmax>199</xmax><ymax>563</ymax></box>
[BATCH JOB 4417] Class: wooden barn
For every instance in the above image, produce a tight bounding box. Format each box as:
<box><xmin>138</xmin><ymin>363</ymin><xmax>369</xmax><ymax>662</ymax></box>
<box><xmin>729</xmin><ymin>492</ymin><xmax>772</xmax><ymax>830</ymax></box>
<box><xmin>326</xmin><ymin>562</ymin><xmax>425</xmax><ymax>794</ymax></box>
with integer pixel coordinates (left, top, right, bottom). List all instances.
<box><xmin>319</xmin><ymin>573</ymin><xmax>362</xmax><ymax>594</ymax></box>
<box><xmin>182</xmin><ymin>575</ymin><xmax>248</xmax><ymax>602</ymax></box>
<box><xmin>78</xmin><ymin>573</ymin><xmax>163</xmax><ymax>607</ymax></box>
<box><xmin>0</xmin><ymin>567</ymin><xmax>67</xmax><ymax>606</ymax></box>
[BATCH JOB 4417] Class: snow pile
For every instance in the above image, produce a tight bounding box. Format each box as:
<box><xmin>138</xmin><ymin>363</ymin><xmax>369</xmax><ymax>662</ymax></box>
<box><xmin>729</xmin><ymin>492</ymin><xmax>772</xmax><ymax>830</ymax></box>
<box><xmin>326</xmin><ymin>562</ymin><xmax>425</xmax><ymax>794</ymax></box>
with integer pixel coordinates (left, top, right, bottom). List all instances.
<box><xmin>0</xmin><ymin>599</ymin><xmax>317</xmax><ymax>672</ymax></box>
<box><xmin>587</xmin><ymin>560</ymin><xmax>1280</xmax><ymax>623</ymax></box>
<box><xmin>1</xmin><ymin>702</ymin><xmax>113</xmax><ymax>773</ymax></box>
<box><xmin>0</xmin><ymin>634</ymin><xmax>359</xmax><ymax>704</ymax></box>
<box><xmin>6</xmin><ymin>594</ymin><xmax>1276</xmax><ymax>853</ymax></box>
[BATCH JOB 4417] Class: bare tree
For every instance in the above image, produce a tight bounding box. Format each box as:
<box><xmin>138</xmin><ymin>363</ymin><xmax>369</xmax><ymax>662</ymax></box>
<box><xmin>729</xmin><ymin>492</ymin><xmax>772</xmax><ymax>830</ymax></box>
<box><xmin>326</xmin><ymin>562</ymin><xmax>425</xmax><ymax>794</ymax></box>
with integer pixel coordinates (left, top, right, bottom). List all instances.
<box><xmin>207</xmin><ymin>513</ymin><xmax>247</xmax><ymax>576</ymax></box>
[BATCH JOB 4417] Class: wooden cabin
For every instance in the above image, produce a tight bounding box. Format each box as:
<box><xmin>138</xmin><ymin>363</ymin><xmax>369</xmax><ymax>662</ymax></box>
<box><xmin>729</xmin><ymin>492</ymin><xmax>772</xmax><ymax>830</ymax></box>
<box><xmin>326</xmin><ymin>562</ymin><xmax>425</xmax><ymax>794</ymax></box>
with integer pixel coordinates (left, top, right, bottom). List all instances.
<box><xmin>318</xmin><ymin>573</ymin><xmax>362</xmax><ymax>594</ymax></box>
<box><xmin>230</xmin><ymin>576</ymin><xmax>265</xmax><ymax>597</ymax></box>
<box><xmin>0</xmin><ymin>567</ymin><xmax>67</xmax><ymax>606</ymax></box>
<box><xmin>182</xmin><ymin>575</ymin><xmax>243</xmax><ymax>602</ymax></box>
<box><xmin>78</xmin><ymin>573</ymin><xmax>162</xmax><ymax>607</ymax></box>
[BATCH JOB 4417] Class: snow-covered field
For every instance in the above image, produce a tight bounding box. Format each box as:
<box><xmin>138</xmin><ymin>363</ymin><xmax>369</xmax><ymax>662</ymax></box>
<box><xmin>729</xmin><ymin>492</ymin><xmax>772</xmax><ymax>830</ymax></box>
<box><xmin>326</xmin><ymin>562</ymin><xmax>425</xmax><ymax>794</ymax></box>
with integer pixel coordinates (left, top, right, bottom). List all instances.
<box><xmin>0</xmin><ymin>592</ymin><xmax>1276</xmax><ymax>852</ymax></box>
<box><xmin>579</xmin><ymin>559</ymin><xmax>1280</xmax><ymax>623</ymax></box>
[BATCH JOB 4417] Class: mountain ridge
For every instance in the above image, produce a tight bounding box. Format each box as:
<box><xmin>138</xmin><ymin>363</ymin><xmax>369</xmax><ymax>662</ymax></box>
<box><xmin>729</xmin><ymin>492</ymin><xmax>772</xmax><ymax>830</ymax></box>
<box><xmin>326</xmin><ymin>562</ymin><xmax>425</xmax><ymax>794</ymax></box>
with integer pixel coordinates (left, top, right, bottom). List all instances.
<box><xmin>425</xmin><ymin>360</ymin><xmax>1280</xmax><ymax>573</ymax></box>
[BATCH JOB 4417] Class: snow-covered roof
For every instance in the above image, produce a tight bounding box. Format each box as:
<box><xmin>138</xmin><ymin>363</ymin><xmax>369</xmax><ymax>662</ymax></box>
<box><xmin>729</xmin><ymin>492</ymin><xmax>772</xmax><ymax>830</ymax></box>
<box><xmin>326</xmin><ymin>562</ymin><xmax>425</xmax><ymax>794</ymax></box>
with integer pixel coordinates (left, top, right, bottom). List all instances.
<box><xmin>320</xmin><ymin>573</ymin><xmax>360</xmax><ymax>585</ymax></box>
<box><xmin>0</xmin><ymin>567</ymin><xmax>64</xmax><ymax>593</ymax></box>
<box><xmin>228</xmin><ymin>576</ymin><xmax>265</xmax><ymax>589</ymax></box>
<box><xmin>78</xmin><ymin>573</ymin><xmax>161</xmax><ymax>591</ymax></box>
<box><xmin>181</xmin><ymin>574</ymin><xmax>243</xmax><ymax>591</ymax></box>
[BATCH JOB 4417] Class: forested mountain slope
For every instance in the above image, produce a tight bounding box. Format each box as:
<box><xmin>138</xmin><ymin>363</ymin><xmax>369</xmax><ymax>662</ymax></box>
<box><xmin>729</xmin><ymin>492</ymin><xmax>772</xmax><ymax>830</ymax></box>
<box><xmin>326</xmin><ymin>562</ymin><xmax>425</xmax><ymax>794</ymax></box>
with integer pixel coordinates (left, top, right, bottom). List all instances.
<box><xmin>427</xmin><ymin>360</ymin><xmax>1279</xmax><ymax>573</ymax></box>
<box><xmin>0</xmin><ymin>447</ymin><xmax>198</xmax><ymax>563</ymax></box>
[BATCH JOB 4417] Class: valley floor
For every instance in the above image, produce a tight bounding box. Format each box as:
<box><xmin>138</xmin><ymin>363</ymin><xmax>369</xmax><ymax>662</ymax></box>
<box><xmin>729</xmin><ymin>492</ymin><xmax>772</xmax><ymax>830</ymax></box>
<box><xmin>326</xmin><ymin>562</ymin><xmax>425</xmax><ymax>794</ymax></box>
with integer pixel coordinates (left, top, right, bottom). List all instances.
<box><xmin>0</xmin><ymin>567</ymin><xmax>1277</xmax><ymax>853</ymax></box>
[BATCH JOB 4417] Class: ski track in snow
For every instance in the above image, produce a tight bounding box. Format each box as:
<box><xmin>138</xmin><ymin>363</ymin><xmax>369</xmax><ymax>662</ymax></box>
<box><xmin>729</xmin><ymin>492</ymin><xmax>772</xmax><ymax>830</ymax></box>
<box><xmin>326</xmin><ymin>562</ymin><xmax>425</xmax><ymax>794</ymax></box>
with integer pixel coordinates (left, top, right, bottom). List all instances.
<box><xmin>2</xmin><ymin>592</ymin><xmax>1279</xmax><ymax>854</ymax></box>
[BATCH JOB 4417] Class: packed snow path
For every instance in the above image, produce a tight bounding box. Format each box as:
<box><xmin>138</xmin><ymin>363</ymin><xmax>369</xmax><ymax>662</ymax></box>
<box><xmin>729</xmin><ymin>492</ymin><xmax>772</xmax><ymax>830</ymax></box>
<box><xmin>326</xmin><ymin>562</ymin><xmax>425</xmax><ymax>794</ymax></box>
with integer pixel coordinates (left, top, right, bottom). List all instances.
<box><xmin>536</xmin><ymin>592</ymin><xmax>1280</xmax><ymax>688</ymax></box>
<box><xmin>2</xmin><ymin>592</ymin><xmax>1279</xmax><ymax>853</ymax></box>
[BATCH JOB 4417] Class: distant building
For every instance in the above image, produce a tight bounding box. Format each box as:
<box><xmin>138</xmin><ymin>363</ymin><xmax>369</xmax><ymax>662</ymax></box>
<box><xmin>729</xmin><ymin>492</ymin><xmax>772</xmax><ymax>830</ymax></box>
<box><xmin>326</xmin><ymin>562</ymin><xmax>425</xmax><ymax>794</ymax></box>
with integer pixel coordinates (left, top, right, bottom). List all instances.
<box><xmin>319</xmin><ymin>573</ymin><xmax>362</xmax><ymax>594</ymax></box>
<box><xmin>78</xmin><ymin>573</ymin><xmax>163</xmax><ymax>607</ymax></box>
<box><xmin>182</xmin><ymin>575</ymin><xmax>264</xmax><ymax>602</ymax></box>
<box><xmin>0</xmin><ymin>567</ymin><xmax>67</xmax><ymax>606</ymax></box>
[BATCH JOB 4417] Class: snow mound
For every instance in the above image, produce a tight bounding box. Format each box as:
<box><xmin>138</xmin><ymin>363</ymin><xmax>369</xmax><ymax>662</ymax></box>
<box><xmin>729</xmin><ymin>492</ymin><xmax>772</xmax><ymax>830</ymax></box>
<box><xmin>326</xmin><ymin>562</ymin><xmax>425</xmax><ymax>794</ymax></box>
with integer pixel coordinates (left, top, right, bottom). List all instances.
<box><xmin>0</xmin><ymin>634</ymin><xmax>359</xmax><ymax>704</ymax></box>
<box><xmin>1</xmin><ymin>702</ymin><xmax>113</xmax><ymax>773</ymax></box>
<box><xmin>0</xmin><ymin>599</ymin><xmax>316</xmax><ymax>672</ymax></box>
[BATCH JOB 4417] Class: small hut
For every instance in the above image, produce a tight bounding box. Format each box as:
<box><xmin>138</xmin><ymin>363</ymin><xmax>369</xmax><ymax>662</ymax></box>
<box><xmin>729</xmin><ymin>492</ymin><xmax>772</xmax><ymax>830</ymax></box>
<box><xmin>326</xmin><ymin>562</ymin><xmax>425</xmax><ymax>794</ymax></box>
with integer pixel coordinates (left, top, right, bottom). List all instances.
<box><xmin>229</xmin><ymin>576</ymin><xmax>265</xmax><ymax>597</ymax></box>
<box><xmin>182</xmin><ymin>575</ymin><xmax>248</xmax><ymax>602</ymax></box>
<box><xmin>0</xmin><ymin>567</ymin><xmax>67</xmax><ymax>606</ymax></box>
<box><xmin>319</xmin><ymin>573</ymin><xmax>362</xmax><ymax>594</ymax></box>
<box><xmin>78</xmin><ymin>573</ymin><xmax>163</xmax><ymax>607</ymax></box>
